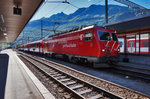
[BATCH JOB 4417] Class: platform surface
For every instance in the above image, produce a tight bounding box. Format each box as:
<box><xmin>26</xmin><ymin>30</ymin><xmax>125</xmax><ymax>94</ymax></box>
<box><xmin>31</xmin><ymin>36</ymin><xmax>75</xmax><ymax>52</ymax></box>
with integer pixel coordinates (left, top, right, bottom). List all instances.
<box><xmin>0</xmin><ymin>49</ymin><xmax>54</xmax><ymax>99</ymax></box>
<box><xmin>120</xmin><ymin>54</ymin><xmax>150</xmax><ymax>66</ymax></box>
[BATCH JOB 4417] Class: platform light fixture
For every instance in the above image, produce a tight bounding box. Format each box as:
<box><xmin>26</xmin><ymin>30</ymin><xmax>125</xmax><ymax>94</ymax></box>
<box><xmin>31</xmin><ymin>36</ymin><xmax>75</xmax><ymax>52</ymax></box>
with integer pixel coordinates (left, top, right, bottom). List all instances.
<box><xmin>3</xmin><ymin>33</ymin><xmax>7</xmax><ymax>35</ymax></box>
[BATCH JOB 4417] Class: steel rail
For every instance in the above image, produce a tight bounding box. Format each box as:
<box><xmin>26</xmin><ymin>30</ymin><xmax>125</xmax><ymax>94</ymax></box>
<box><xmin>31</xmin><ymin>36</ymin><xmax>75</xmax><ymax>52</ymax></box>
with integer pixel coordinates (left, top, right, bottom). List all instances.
<box><xmin>18</xmin><ymin>51</ymin><xmax>150</xmax><ymax>99</ymax></box>
<box><xmin>20</xmin><ymin>53</ymin><xmax>122</xmax><ymax>99</ymax></box>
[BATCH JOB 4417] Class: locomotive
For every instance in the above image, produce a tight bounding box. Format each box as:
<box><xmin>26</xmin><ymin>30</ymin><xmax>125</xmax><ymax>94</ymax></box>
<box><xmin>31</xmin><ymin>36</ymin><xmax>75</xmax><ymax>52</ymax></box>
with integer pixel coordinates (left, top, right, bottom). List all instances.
<box><xmin>18</xmin><ymin>25</ymin><xmax>120</xmax><ymax>67</ymax></box>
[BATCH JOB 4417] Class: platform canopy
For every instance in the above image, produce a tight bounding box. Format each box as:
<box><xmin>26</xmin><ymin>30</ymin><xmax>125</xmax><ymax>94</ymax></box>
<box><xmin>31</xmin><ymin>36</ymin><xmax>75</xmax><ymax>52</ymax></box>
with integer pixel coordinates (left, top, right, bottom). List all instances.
<box><xmin>104</xmin><ymin>13</ymin><xmax>150</xmax><ymax>33</ymax></box>
<box><xmin>0</xmin><ymin>0</ymin><xmax>44</xmax><ymax>43</ymax></box>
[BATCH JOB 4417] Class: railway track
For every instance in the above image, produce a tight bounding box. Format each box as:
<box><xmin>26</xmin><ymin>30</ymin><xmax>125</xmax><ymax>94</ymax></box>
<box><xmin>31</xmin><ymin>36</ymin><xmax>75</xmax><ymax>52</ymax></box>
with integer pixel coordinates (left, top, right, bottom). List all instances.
<box><xmin>18</xmin><ymin>52</ymin><xmax>150</xmax><ymax>99</ymax></box>
<box><xmin>109</xmin><ymin>68</ymin><xmax>150</xmax><ymax>82</ymax></box>
<box><xmin>19</xmin><ymin>51</ymin><xmax>150</xmax><ymax>82</ymax></box>
<box><xmin>110</xmin><ymin>63</ymin><xmax>150</xmax><ymax>81</ymax></box>
<box><xmin>20</xmin><ymin>53</ymin><xmax>121</xmax><ymax>99</ymax></box>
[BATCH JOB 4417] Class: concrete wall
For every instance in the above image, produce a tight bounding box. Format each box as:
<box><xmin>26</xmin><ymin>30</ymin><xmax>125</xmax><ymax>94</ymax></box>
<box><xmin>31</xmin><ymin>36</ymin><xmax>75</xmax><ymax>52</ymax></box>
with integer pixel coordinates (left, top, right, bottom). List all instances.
<box><xmin>120</xmin><ymin>55</ymin><xmax>150</xmax><ymax>66</ymax></box>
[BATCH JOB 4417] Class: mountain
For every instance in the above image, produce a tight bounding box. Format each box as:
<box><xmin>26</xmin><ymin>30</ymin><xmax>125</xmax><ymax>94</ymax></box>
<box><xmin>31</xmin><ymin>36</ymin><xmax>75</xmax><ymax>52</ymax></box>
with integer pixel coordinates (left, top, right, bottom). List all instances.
<box><xmin>26</xmin><ymin>4</ymin><xmax>137</xmax><ymax>28</ymax></box>
<box><xmin>12</xmin><ymin>4</ymin><xmax>141</xmax><ymax>46</ymax></box>
<box><xmin>50</xmin><ymin>12</ymin><xmax>67</xmax><ymax>19</ymax></box>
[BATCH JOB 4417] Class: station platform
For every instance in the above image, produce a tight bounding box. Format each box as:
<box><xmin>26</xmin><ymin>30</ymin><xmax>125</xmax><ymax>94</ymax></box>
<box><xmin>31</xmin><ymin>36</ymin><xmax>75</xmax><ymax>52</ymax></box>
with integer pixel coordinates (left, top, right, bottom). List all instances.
<box><xmin>0</xmin><ymin>49</ymin><xmax>55</xmax><ymax>99</ymax></box>
<box><xmin>119</xmin><ymin>54</ymin><xmax>150</xmax><ymax>66</ymax></box>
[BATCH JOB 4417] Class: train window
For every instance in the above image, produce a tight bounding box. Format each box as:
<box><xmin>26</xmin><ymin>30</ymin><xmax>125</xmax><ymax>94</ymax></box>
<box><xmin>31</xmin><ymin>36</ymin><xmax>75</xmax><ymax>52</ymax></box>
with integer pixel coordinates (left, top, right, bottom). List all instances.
<box><xmin>129</xmin><ymin>42</ymin><xmax>134</xmax><ymax>47</ymax></box>
<box><xmin>98</xmin><ymin>31</ymin><xmax>111</xmax><ymax>41</ymax></box>
<box><xmin>119</xmin><ymin>41</ymin><xmax>122</xmax><ymax>47</ymax></box>
<box><xmin>85</xmin><ymin>31</ymin><xmax>92</xmax><ymax>41</ymax></box>
<box><xmin>136</xmin><ymin>42</ymin><xmax>139</xmax><ymax>47</ymax></box>
<box><xmin>112</xmin><ymin>33</ymin><xmax>118</xmax><ymax>41</ymax></box>
<box><xmin>143</xmin><ymin>41</ymin><xmax>149</xmax><ymax>47</ymax></box>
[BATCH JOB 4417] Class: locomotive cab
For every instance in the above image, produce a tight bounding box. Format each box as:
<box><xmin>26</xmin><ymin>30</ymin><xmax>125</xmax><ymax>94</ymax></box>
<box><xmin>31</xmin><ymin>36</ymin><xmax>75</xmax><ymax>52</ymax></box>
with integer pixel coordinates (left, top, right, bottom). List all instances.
<box><xmin>96</xmin><ymin>29</ymin><xmax>120</xmax><ymax>64</ymax></box>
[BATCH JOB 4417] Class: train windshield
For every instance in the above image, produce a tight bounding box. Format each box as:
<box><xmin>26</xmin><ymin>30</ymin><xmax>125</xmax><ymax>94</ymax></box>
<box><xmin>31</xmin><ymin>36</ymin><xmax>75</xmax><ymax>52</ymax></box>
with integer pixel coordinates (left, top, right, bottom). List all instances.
<box><xmin>111</xmin><ymin>33</ymin><xmax>118</xmax><ymax>41</ymax></box>
<box><xmin>97</xmin><ymin>31</ymin><xmax>111</xmax><ymax>41</ymax></box>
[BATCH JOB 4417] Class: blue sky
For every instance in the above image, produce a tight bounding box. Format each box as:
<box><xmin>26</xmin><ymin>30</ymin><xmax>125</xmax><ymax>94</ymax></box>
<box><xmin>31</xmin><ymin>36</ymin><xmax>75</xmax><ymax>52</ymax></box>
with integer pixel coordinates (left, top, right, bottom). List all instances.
<box><xmin>31</xmin><ymin>0</ymin><xmax>150</xmax><ymax>21</ymax></box>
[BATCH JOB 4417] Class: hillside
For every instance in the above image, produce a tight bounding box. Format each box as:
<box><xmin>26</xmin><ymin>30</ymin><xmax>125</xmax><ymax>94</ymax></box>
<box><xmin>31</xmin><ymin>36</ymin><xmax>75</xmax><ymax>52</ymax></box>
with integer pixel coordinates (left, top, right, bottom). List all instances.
<box><xmin>13</xmin><ymin>4</ymin><xmax>140</xmax><ymax>46</ymax></box>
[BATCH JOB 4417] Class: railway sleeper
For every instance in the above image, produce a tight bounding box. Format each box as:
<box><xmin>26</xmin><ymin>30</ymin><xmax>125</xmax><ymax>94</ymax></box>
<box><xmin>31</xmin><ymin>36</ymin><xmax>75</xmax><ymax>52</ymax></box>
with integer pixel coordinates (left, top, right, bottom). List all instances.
<box><xmin>87</xmin><ymin>94</ymin><xmax>103</xmax><ymax>99</ymax></box>
<box><xmin>64</xmin><ymin>81</ymin><xmax>77</xmax><ymax>85</ymax></box>
<box><xmin>52</xmin><ymin>74</ymin><xmax>62</xmax><ymax>77</ymax></box>
<box><xmin>20</xmin><ymin>52</ymin><xmax>123</xmax><ymax>98</ymax></box>
<box><xmin>70</xmin><ymin>84</ymin><xmax>84</xmax><ymax>90</ymax></box>
<box><xmin>73</xmin><ymin>87</ymin><xmax>88</xmax><ymax>92</ymax></box>
<box><xmin>78</xmin><ymin>89</ymin><xmax>92</xmax><ymax>95</ymax></box>
<box><xmin>59</xmin><ymin>78</ymin><xmax>71</xmax><ymax>82</ymax></box>
<box><xmin>56</xmin><ymin>76</ymin><xmax>67</xmax><ymax>80</ymax></box>
<box><xmin>49</xmin><ymin>73</ymin><xmax>58</xmax><ymax>76</ymax></box>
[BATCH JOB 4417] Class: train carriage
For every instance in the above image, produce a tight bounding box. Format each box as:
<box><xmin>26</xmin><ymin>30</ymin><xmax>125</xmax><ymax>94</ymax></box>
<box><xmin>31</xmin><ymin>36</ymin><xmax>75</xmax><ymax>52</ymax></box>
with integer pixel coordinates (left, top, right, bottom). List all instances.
<box><xmin>18</xmin><ymin>44</ymin><xmax>24</xmax><ymax>51</ymax></box>
<box><xmin>127</xmin><ymin>37</ymin><xmax>149</xmax><ymax>54</ymax></box>
<box><xmin>24</xmin><ymin>43</ymin><xmax>29</xmax><ymax>52</ymax></box>
<box><xmin>28</xmin><ymin>40</ymin><xmax>44</xmax><ymax>54</ymax></box>
<box><xmin>18</xmin><ymin>25</ymin><xmax>120</xmax><ymax>67</ymax></box>
<box><xmin>43</xmin><ymin>25</ymin><xmax>120</xmax><ymax>65</ymax></box>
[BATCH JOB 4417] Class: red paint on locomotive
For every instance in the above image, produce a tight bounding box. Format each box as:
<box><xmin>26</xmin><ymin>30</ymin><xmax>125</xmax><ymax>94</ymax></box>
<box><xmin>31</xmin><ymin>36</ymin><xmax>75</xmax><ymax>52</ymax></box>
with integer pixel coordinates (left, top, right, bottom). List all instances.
<box><xmin>18</xmin><ymin>25</ymin><xmax>120</xmax><ymax>64</ymax></box>
<box><xmin>43</xmin><ymin>25</ymin><xmax>120</xmax><ymax>63</ymax></box>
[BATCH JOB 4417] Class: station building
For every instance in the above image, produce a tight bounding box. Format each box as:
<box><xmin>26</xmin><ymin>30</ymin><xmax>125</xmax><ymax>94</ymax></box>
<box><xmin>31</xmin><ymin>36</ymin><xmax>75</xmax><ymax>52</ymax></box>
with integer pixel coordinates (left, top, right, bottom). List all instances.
<box><xmin>105</xmin><ymin>14</ymin><xmax>150</xmax><ymax>65</ymax></box>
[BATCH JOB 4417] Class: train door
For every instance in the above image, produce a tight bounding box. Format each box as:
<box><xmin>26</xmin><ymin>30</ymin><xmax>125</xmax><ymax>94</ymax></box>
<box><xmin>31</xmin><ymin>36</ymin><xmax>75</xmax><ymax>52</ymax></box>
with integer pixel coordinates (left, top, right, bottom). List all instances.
<box><xmin>129</xmin><ymin>41</ymin><xmax>134</xmax><ymax>53</ymax></box>
<box><xmin>136</xmin><ymin>42</ymin><xmax>139</xmax><ymax>53</ymax></box>
<box><xmin>126</xmin><ymin>33</ymin><xmax>137</xmax><ymax>54</ymax></box>
<box><xmin>84</xmin><ymin>31</ymin><xmax>94</xmax><ymax>56</ymax></box>
<box><xmin>97</xmin><ymin>31</ymin><xmax>112</xmax><ymax>57</ymax></box>
<box><xmin>39</xmin><ymin>41</ymin><xmax>44</xmax><ymax>53</ymax></box>
<box><xmin>43</xmin><ymin>39</ymin><xmax>48</xmax><ymax>54</ymax></box>
<box><xmin>118</xmin><ymin>38</ymin><xmax>124</xmax><ymax>53</ymax></box>
<box><xmin>110</xmin><ymin>32</ymin><xmax>119</xmax><ymax>56</ymax></box>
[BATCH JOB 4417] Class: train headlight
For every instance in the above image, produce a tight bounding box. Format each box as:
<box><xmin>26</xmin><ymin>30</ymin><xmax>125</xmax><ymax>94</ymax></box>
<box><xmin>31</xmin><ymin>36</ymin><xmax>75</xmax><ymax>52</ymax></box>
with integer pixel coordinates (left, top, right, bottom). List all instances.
<box><xmin>118</xmin><ymin>49</ymin><xmax>120</xmax><ymax>52</ymax></box>
<box><xmin>101</xmin><ymin>49</ymin><xmax>105</xmax><ymax>52</ymax></box>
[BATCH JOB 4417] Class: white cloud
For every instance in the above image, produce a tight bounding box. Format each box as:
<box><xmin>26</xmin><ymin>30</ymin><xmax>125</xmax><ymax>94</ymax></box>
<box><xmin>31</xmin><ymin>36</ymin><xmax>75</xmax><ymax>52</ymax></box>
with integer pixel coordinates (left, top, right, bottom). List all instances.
<box><xmin>88</xmin><ymin>0</ymin><xmax>91</xmax><ymax>1</ymax></box>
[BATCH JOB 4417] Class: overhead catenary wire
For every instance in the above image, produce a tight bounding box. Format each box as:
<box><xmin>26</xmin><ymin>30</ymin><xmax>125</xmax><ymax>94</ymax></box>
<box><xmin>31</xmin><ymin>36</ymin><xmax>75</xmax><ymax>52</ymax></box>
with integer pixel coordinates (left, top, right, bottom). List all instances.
<box><xmin>69</xmin><ymin>3</ymin><xmax>80</xmax><ymax>9</ymax></box>
<box><xmin>32</xmin><ymin>0</ymin><xmax>70</xmax><ymax>21</ymax></box>
<box><xmin>61</xmin><ymin>4</ymin><xmax>71</xmax><ymax>12</ymax></box>
<box><xmin>43</xmin><ymin>0</ymin><xmax>105</xmax><ymax>34</ymax></box>
<box><xmin>41</xmin><ymin>1</ymin><xmax>77</xmax><ymax>35</ymax></box>
<box><xmin>44</xmin><ymin>3</ymin><xmax>61</xmax><ymax>18</ymax></box>
<box><xmin>30</xmin><ymin>0</ymin><xmax>48</xmax><ymax>20</ymax></box>
<box><xmin>46</xmin><ymin>0</ymin><xmax>69</xmax><ymax>4</ymax></box>
<box><xmin>26</xmin><ymin>0</ymin><xmax>106</xmax><ymax>40</ymax></box>
<box><xmin>70</xmin><ymin>0</ymin><xmax>104</xmax><ymax>21</ymax></box>
<box><xmin>39</xmin><ymin>1</ymin><xmax>72</xmax><ymax>35</ymax></box>
<box><xmin>61</xmin><ymin>0</ymin><xmax>79</xmax><ymax>13</ymax></box>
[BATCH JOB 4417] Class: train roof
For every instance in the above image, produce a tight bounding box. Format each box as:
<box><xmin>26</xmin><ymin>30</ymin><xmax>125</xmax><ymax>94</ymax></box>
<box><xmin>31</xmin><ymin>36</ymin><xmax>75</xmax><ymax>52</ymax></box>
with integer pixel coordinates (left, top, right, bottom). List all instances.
<box><xmin>21</xmin><ymin>40</ymin><xmax>42</xmax><ymax>46</ymax></box>
<box><xmin>47</xmin><ymin>24</ymin><xmax>107</xmax><ymax>38</ymax></box>
<box><xmin>28</xmin><ymin>40</ymin><xmax>42</xmax><ymax>44</ymax></box>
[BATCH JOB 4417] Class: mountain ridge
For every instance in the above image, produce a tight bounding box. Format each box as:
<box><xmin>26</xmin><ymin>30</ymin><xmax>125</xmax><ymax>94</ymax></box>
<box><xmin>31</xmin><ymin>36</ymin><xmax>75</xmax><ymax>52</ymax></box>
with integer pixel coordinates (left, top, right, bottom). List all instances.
<box><xmin>13</xmin><ymin>4</ymin><xmax>141</xmax><ymax>46</ymax></box>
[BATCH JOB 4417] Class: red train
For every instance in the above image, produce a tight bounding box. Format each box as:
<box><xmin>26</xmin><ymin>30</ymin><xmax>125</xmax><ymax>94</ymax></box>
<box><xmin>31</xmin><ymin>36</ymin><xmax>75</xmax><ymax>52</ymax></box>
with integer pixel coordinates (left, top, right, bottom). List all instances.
<box><xmin>18</xmin><ymin>25</ymin><xmax>120</xmax><ymax>66</ymax></box>
<box><xmin>127</xmin><ymin>37</ymin><xmax>149</xmax><ymax>54</ymax></box>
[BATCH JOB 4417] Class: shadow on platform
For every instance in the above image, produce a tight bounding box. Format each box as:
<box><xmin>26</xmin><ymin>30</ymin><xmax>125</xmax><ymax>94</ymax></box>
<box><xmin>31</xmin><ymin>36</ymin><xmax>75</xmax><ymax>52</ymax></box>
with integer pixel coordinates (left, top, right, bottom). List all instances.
<box><xmin>0</xmin><ymin>54</ymin><xmax>9</xmax><ymax>99</ymax></box>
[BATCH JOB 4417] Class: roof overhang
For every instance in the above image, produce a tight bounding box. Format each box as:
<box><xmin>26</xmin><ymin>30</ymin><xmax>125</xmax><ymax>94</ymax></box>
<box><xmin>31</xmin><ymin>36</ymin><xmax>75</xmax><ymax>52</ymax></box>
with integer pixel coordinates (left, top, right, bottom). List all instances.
<box><xmin>104</xmin><ymin>13</ymin><xmax>150</xmax><ymax>33</ymax></box>
<box><xmin>0</xmin><ymin>0</ymin><xmax>44</xmax><ymax>43</ymax></box>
